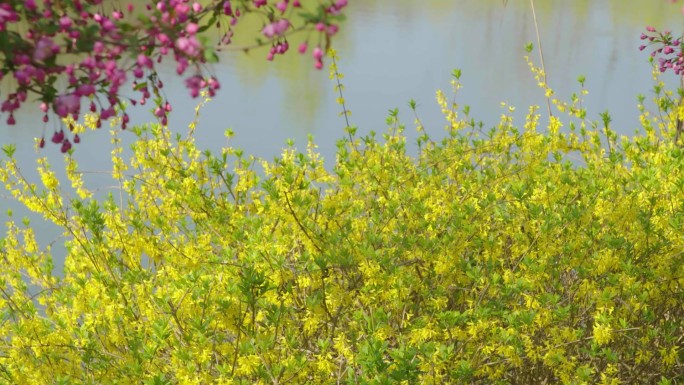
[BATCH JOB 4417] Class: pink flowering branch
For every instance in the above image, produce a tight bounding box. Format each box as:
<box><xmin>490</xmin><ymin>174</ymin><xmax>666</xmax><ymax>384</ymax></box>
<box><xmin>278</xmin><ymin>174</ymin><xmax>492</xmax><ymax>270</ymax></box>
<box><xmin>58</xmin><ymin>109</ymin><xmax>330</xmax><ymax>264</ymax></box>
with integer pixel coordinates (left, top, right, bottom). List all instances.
<box><xmin>639</xmin><ymin>27</ymin><xmax>683</xmax><ymax>75</ymax></box>
<box><xmin>639</xmin><ymin>0</ymin><xmax>684</xmax><ymax>142</ymax></box>
<box><xmin>0</xmin><ymin>0</ymin><xmax>349</xmax><ymax>152</ymax></box>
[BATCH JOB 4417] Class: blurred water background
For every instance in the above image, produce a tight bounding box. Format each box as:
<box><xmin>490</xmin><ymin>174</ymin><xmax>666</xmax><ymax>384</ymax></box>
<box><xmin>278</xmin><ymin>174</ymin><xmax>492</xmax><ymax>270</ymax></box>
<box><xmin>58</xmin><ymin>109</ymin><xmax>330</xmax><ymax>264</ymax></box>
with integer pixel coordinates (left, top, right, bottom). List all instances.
<box><xmin>1</xmin><ymin>0</ymin><xmax>682</xmax><ymax>274</ymax></box>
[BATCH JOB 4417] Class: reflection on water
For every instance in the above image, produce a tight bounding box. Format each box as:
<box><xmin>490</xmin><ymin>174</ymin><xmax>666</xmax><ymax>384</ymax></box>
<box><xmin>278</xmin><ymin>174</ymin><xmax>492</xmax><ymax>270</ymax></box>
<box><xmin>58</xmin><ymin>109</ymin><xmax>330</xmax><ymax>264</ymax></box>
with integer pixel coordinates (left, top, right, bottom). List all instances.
<box><xmin>2</xmin><ymin>1</ymin><xmax>682</xmax><ymax>148</ymax></box>
<box><xmin>0</xmin><ymin>0</ymin><xmax>682</xmax><ymax>273</ymax></box>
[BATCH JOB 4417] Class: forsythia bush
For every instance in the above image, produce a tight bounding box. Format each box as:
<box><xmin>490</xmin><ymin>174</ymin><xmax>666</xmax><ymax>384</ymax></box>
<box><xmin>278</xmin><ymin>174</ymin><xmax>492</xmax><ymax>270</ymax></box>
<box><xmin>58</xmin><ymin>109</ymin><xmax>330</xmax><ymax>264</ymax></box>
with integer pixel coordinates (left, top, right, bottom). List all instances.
<box><xmin>1</xmin><ymin>69</ymin><xmax>683</xmax><ymax>384</ymax></box>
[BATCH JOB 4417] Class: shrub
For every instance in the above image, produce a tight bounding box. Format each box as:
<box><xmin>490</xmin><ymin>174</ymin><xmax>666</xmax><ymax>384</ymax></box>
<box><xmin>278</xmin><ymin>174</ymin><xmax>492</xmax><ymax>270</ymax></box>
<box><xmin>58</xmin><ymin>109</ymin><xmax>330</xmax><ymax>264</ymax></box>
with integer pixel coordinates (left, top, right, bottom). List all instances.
<box><xmin>1</xmin><ymin>62</ymin><xmax>683</xmax><ymax>384</ymax></box>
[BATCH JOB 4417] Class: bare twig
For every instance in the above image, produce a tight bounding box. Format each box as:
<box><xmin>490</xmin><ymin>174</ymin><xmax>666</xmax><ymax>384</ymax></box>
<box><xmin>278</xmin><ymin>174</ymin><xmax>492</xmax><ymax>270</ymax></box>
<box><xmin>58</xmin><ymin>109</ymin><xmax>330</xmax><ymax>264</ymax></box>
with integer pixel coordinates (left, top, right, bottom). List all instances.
<box><xmin>530</xmin><ymin>0</ymin><xmax>553</xmax><ymax>119</ymax></box>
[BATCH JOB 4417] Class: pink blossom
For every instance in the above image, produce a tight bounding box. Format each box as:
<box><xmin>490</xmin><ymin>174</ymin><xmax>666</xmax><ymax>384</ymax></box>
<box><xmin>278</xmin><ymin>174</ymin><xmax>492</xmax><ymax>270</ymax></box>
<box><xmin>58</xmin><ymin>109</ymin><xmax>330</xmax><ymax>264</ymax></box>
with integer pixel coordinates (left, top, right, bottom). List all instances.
<box><xmin>185</xmin><ymin>75</ymin><xmax>203</xmax><ymax>98</ymax></box>
<box><xmin>262</xmin><ymin>24</ymin><xmax>276</xmax><ymax>38</ymax></box>
<box><xmin>133</xmin><ymin>66</ymin><xmax>144</xmax><ymax>78</ymax></box>
<box><xmin>221</xmin><ymin>30</ymin><xmax>233</xmax><ymax>45</ymax></box>
<box><xmin>92</xmin><ymin>41</ymin><xmax>105</xmax><ymax>54</ymax></box>
<box><xmin>137</xmin><ymin>53</ymin><xmax>154</xmax><ymax>68</ymax></box>
<box><xmin>1</xmin><ymin>99</ymin><xmax>17</xmax><ymax>113</ymax></box>
<box><xmin>33</xmin><ymin>37</ymin><xmax>60</xmax><ymax>62</ymax></box>
<box><xmin>174</xmin><ymin>3</ymin><xmax>191</xmax><ymax>22</ymax></box>
<box><xmin>176</xmin><ymin>57</ymin><xmax>189</xmax><ymax>74</ymax></box>
<box><xmin>313</xmin><ymin>46</ymin><xmax>323</xmax><ymax>60</ymax></box>
<box><xmin>175</xmin><ymin>36</ymin><xmax>201</xmax><ymax>57</ymax></box>
<box><xmin>60</xmin><ymin>139</ymin><xmax>72</xmax><ymax>153</ymax></box>
<box><xmin>276</xmin><ymin>1</ymin><xmax>288</xmax><ymax>13</ymax></box>
<box><xmin>223</xmin><ymin>1</ymin><xmax>233</xmax><ymax>16</ymax></box>
<box><xmin>100</xmin><ymin>107</ymin><xmax>115</xmax><ymax>120</ymax></box>
<box><xmin>76</xmin><ymin>84</ymin><xmax>96</xmax><ymax>97</ymax></box>
<box><xmin>51</xmin><ymin>130</ymin><xmax>65</xmax><ymax>144</ymax></box>
<box><xmin>0</xmin><ymin>4</ymin><xmax>19</xmax><ymax>31</ymax></box>
<box><xmin>326</xmin><ymin>24</ymin><xmax>339</xmax><ymax>36</ymax></box>
<box><xmin>14</xmin><ymin>68</ymin><xmax>31</xmax><ymax>86</ymax></box>
<box><xmin>275</xmin><ymin>19</ymin><xmax>290</xmax><ymax>33</ymax></box>
<box><xmin>273</xmin><ymin>41</ymin><xmax>289</xmax><ymax>54</ymax></box>
<box><xmin>157</xmin><ymin>33</ymin><xmax>171</xmax><ymax>45</ymax></box>
<box><xmin>15</xmin><ymin>54</ymin><xmax>30</xmax><ymax>65</ymax></box>
<box><xmin>98</xmin><ymin>17</ymin><xmax>117</xmax><ymax>34</ymax></box>
<box><xmin>59</xmin><ymin>16</ymin><xmax>72</xmax><ymax>30</ymax></box>
<box><xmin>186</xmin><ymin>22</ymin><xmax>199</xmax><ymax>35</ymax></box>
<box><xmin>207</xmin><ymin>77</ymin><xmax>220</xmax><ymax>91</ymax></box>
<box><xmin>262</xmin><ymin>19</ymin><xmax>290</xmax><ymax>38</ymax></box>
<box><xmin>54</xmin><ymin>94</ymin><xmax>80</xmax><ymax>118</ymax></box>
<box><xmin>122</xmin><ymin>113</ymin><xmax>129</xmax><ymax>130</ymax></box>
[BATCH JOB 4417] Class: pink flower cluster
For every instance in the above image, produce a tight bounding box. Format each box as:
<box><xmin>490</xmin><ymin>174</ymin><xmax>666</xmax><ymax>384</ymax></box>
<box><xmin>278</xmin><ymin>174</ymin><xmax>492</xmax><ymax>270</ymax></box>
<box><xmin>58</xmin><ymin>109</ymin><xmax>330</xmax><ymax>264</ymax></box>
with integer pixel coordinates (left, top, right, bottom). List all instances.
<box><xmin>640</xmin><ymin>27</ymin><xmax>684</xmax><ymax>75</ymax></box>
<box><xmin>0</xmin><ymin>3</ymin><xmax>19</xmax><ymax>31</ymax></box>
<box><xmin>260</xmin><ymin>0</ymin><xmax>348</xmax><ymax>67</ymax></box>
<box><xmin>0</xmin><ymin>0</ymin><xmax>349</xmax><ymax>152</ymax></box>
<box><xmin>262</xmin><ymin>19</ymin><xmax>290</xmax><ymax>38</ymax></box>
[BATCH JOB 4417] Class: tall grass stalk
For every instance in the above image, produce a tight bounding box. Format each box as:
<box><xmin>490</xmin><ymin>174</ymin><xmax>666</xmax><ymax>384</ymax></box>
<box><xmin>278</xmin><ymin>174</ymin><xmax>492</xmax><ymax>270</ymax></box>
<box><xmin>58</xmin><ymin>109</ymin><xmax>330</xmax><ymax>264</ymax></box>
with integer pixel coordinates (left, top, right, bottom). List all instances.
<box><xmin>529</xmin><ymin>0</ymin><xmax>553</xmax><ymax>119</ymax></box>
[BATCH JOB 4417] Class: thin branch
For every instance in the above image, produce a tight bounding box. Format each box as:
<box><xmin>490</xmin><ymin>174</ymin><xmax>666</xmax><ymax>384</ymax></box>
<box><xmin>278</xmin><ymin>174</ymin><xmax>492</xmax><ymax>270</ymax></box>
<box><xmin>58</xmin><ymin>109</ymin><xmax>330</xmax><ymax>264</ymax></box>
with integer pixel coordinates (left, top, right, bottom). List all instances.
<box><xmin>530</xmin><ymin>0</ymin><xmax>553</xmax><ymax>119</ymax></box>
<box><xmin>329</xmin><ymin>53</ymin><xmax>353</xmax><ymax>142</ymax></box>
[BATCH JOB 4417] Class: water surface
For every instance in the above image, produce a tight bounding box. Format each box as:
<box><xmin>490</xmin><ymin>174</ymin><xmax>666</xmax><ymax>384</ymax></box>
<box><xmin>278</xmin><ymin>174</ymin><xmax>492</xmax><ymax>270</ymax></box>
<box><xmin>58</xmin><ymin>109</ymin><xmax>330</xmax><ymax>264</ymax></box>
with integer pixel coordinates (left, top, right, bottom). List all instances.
<box><xmin>0</xmin><ymin>0</ymin><xmax>682</xmax><ymax>273</ymax></box>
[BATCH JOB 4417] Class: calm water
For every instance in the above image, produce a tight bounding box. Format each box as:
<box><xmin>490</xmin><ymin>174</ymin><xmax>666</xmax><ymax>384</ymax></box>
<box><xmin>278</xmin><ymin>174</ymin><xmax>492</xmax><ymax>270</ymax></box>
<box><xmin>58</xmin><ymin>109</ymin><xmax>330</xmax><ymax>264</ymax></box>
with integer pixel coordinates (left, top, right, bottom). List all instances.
<box><xmin>1</xmin><ymin>0</ymin><xmax>682</xmax><ymax>273</ymax></box>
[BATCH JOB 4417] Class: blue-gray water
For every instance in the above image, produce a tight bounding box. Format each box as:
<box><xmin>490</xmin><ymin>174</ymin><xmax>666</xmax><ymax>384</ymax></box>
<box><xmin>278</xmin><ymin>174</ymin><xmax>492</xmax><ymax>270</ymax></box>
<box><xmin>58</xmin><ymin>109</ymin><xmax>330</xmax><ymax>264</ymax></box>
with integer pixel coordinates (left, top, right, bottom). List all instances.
<box><xmin>1</xmin><ymin>0</ymin><xmax>682</xmax><ymax>275</ymax></box>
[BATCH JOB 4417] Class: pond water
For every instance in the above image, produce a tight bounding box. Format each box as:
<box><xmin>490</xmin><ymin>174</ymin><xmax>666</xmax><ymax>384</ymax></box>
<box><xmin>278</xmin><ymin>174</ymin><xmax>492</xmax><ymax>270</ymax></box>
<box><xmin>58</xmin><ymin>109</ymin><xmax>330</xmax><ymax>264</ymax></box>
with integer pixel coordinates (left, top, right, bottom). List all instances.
<box><xmin>1</xmin><ymin>0</ymin><xmax>682</xmax><ymax>274</ymax></box>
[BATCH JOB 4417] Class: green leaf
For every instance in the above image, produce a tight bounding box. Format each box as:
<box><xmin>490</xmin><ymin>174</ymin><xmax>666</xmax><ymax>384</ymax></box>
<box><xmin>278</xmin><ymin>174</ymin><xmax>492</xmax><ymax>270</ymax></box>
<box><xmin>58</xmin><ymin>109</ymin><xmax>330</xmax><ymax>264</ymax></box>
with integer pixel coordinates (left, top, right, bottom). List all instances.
<box><xmin>134</xmin><ymin>82</ymin><xmax>148</xmax><ymax>91</ymax></box>
<box><xmin>203</xmin><ymin>49</ymin><xmax>220</xmax><ymax>64</ymax></box>
<box><xmin>2</xmin><ymin>144</ymin><xmax>16</xmax><ymax>157</ymax></box>
<box><xmin>577</xmin><ymin>74</ymin><xmax>586</xmax><ymax>86</ymax></box>
<box><xmin>198</xmin><ymin>14</ymin><xmax>218</xmax><ymax>33</ymax></box>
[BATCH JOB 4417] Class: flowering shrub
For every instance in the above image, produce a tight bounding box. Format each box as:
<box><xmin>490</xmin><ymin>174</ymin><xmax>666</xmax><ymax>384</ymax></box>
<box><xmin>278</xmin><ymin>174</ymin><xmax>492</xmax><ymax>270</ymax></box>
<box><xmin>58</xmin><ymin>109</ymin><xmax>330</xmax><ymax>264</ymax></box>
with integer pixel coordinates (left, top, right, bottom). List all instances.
<box><xmin>0</xmin><ymin>0</ymin><xmax>348</xmax><ymax>150</ymax></box>
<box><xmin>0</xmin><ymin>54</ymin><xmax>683</xmax><ymax>384</ymax></box>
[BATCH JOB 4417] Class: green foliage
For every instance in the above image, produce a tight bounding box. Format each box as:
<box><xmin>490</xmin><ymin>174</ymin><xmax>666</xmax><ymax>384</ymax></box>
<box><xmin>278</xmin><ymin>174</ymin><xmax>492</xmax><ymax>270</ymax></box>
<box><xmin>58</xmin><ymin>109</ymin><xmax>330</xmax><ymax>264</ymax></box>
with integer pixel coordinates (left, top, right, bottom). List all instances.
<box><xmin>0</xmin><ymin>68</ymin><xmax>683</xmax><ymax>384</ymax></box>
